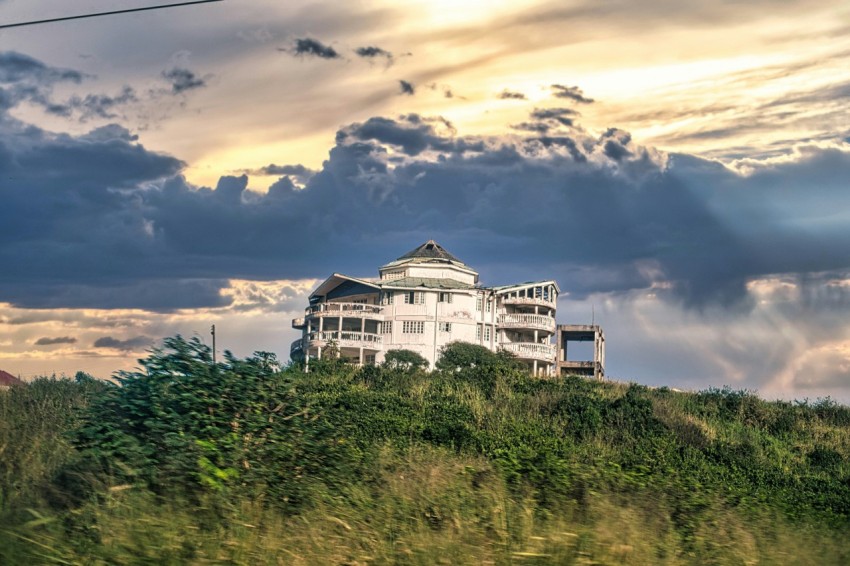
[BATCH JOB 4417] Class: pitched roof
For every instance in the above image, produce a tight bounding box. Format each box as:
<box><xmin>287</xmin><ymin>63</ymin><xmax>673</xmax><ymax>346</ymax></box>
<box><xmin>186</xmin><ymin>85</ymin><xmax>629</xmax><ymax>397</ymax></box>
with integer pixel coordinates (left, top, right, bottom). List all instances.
<box><xmin>381</xmin><ymin>277</ymin><xmax>474</xmax><ymax>290</ymax></box>
<box><xmin>396</xmin><ymin>240</ymin><xmax>463</xmax><ymax>263</ymax></box>
<box><xmin>0</xmin><ymin>370</ymin><xmax>24</xmax><ymax>387</ymax></box>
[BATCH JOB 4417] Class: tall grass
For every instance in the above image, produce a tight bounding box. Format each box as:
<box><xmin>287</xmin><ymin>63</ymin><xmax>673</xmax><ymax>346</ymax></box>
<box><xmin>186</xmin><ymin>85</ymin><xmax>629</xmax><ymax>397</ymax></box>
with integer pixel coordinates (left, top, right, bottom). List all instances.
<box><xmin>1</xmin><ymin>340</ymin><xmax>849</xmax><ymax>564</ymax></box>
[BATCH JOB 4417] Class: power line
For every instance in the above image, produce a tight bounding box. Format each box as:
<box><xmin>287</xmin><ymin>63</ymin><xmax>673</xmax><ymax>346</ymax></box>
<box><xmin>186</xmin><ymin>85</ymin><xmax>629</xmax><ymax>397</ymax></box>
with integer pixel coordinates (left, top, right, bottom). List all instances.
<box><xmin>0</xmin><ymin>0</ymin><xmax>224</xmax><ymax>30</ymax></box>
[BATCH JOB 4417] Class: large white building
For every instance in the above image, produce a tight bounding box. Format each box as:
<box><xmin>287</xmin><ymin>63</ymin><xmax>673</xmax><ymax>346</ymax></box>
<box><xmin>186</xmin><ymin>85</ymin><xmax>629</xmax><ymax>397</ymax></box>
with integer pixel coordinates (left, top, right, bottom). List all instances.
<box><xmin>290</xmin><ymin>240</ymin><xmax>560</xmax><ymax>374</ymax></box>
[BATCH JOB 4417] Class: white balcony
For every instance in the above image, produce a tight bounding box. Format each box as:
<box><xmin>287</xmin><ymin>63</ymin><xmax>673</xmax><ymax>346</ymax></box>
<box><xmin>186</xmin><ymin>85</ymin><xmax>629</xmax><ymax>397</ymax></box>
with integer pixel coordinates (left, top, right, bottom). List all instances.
<box><xmin>306</xmin><ymin>302</ymin><xmax>383</xmax><ymax>318</ymax></box>
<box><xmin>307</xmin><ymin>330</ymin><xmax>383</xmax><ymax>350</ymax></box>
<box><xmin>498</xmin><ymin>313</ymin><xmax>556</xmax><ymax>332</ymax></box>
<box><xmin>501</xmin><ymin>296</ymin><xmax>556</xmax><ymax>309</ymax></box>
<box><xmin>501</xmin><ymin>342</ymin><xmax>556</xmax><ymax>362</ymax></box>
<box><xmin>292</xmin><ymin>317</ymin><xmax>306</xmax><ymax>329</ymax></box>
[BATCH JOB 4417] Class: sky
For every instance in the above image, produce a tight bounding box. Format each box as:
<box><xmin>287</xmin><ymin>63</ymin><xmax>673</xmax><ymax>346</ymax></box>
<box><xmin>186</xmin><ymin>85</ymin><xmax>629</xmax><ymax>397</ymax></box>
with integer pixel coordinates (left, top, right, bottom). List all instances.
<box><xmin>1</xmin><ymin>0</ymin><xmax>849</xmax><ymax>401</ymax></box>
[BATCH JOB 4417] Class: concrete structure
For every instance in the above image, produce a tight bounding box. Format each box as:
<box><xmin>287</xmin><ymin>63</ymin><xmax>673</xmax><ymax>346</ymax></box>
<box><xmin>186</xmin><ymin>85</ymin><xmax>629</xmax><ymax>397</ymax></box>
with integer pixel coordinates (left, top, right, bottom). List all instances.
<box><xmin>290</xmin><ymin>240</ymin><xmax>560</xmax><ymax>374</ymax></box>
<box><xmin>556</xmin><ymin>325</ymin><xmax>605</xmax><ymax>380</ymax></box>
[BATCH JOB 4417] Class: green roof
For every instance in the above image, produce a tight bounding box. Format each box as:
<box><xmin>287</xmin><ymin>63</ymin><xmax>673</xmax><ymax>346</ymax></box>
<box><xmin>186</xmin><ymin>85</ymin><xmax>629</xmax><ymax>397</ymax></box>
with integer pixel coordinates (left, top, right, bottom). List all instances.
<box><xmin>381</xmin><ymin>277</ymin><xmax>474</xmax><ymax>290</ymax></box>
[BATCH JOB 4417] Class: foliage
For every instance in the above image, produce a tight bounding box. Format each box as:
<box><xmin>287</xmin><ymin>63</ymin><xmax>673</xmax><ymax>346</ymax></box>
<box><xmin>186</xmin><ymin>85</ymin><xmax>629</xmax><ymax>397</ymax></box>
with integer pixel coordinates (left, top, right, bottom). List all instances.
<box><xmin>71</xmin><ymin>336</ymin><xmax>350</xmax><ymax>509</ymax></box>
<box><xmin>382</xmin><ymin>348</ymin><xmax>429</xmax><ymax>371</ymax></box>
<box><xmin>3</xmin><ymin>338</ymin><xmax>850</xmax><ymax>564</ymax></box>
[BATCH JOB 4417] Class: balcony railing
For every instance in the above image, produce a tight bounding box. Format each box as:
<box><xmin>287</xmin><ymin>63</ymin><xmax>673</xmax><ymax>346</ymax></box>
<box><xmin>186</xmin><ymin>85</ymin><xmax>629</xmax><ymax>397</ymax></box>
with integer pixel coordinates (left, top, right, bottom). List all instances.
<box><xmin>307</xmin><ymin>331</ymin><xmax>383</xmax><ymax>348</ymax></box>
<box><xmin>501</xmin><ymin>342</ymin><xmax>556</xmax><ymax>362</ymax></box>
<box><xmin>501</xmin><ymin>296</ymin><xmax>556</xmax><ymax>309</ymax></box>
<box><xmin>306</xmin><ymin>302</ymin><xmax>383</xmax><ymax>317</ymax></box>
<box><xmin>498</xmin><ymin>313</ymin><xmax>556</xmax><ymax>332</ymax></box>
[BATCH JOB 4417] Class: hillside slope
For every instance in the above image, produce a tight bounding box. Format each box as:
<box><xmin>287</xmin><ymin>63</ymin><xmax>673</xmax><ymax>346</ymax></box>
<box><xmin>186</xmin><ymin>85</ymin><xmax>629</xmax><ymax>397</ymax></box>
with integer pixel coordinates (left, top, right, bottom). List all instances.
<box><xmin>1</xmin><ymin>337</ymin><xmax>849</xmax><ymax>564</ymax></box>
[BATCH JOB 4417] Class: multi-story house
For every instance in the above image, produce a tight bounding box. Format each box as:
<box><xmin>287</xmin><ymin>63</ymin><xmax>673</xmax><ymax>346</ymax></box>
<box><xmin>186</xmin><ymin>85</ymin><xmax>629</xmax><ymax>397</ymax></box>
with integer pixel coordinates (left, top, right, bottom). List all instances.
<box><xmin>290</xmin><ymin>240</ymin><xmax>559</xmax><ymax>375</ymax></box>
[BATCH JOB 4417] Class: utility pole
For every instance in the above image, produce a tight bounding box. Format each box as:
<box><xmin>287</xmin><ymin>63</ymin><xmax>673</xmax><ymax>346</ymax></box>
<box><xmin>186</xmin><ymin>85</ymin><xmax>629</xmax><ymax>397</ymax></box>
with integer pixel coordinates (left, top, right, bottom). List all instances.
<box><xmin>211</xmin><ymin>324</ymin><xmax>216</xmax><ymax>365</ymax></box>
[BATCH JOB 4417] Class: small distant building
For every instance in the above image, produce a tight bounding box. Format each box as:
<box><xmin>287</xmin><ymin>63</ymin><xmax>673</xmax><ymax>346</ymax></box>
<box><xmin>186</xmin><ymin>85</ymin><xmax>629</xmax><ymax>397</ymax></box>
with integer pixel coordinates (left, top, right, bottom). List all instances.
<box><xmin>0</xmin><ymin>369</ymin><xmax>25</xmax><ymax>390</ymax></box>
<box><xmin>290</xmin><ymin>240</ymin><xmax>561</xmax><ymax>375</ymax></box>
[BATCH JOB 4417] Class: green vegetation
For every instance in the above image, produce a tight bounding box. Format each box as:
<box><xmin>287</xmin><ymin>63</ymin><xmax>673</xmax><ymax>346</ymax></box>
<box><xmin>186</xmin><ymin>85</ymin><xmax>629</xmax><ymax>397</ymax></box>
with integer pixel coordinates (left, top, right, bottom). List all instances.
<box><xmin>2</xmin><ymin>336</ymin><xmax>850</xmax><ymax>564</ymax></box>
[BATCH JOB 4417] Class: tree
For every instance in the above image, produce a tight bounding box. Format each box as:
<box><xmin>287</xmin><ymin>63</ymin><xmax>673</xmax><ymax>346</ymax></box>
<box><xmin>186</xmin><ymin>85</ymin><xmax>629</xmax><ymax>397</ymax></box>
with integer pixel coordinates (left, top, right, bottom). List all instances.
<box><xmin>382</xmin><ymin>349</ymin><xmax>429</xmax><ymax>371</ymax></box>
<box><xmin>436</xmin><ymin>341</ymin><xmax>516</xmax><ymax>371</ymax></box>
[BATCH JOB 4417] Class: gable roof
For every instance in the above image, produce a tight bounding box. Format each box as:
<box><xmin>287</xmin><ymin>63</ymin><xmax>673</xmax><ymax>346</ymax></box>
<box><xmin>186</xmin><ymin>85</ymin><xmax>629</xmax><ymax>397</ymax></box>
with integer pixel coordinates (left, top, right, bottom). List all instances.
<box><xmin>0</xmin><ymin>370</ymin><xmax>24</xmax><ymax>387</ymax></box>
<box><xmin>309</xmin><ymin>273</ymin><xmax>381</xmax><ymax>300</ymax></box>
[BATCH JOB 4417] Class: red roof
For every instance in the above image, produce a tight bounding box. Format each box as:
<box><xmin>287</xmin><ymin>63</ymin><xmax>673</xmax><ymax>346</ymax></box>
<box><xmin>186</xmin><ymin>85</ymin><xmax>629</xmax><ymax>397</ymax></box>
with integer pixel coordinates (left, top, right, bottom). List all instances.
<box><xmin>0</xmin><ymin>370</ymin><xmax>24</xmax><ymax>387</ymax></box>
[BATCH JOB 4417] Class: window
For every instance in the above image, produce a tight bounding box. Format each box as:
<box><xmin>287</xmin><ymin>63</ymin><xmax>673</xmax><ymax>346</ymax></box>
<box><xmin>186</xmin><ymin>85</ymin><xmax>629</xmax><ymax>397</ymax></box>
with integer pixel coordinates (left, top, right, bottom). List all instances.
<box><xmin>404</xmin><ymin>291</ymin><xmax>424</xmax><ymax>304</ymax></box>
<box><xmin>382</xmin><ymin>321</ymin><xmax>393</xmax><ymax>334</ymax></box>
<box><xmin>476</xmin><ymin>325</ymin><xmax>481</xmax><ymax>341</ymax></box>
<box><xmin>382</xmin><ymin>271</ymin><xmax>404</xmax><ymax>281</ymax></box>
<box><xmin>353</xmin><ymin>298</ymin><xmax>367</xmax><ymax>304</ymax></box>
<box><xmin>438</xmin><ymin>292</ymin><xmax>452</xmax><ymax>303</ymax></box>
<box><xmin>485</xmin><ymin>299</ymin><xmax>492</xmax><ymax>313</ymax></box>
<box><xmin>484</xmin><ymin>326</ymin><xmax>491</xmax><ymax>342</ymax></box>
<box><xmin>365</xmin><ymin>354</ymin><xmax>376</xmax><ymax>365</ymax></box>
<box><xmin>476</xmin><ymin>296</ymin><xmax>483</xmax><ymax>311</ymax></box>
<box><xmin>439</xmin><ymin>322</ymin><xmax>451</xmax><ymax>332</ymax></box>
<box><xmin>382</xmin><ymin>292</ymin><xmax>394</xmax><ymax>305</ymax></box>
<box><xmin>402</xmin><ymin>321</ymin><xmax>424</xmax><ymax>334</ymax></box>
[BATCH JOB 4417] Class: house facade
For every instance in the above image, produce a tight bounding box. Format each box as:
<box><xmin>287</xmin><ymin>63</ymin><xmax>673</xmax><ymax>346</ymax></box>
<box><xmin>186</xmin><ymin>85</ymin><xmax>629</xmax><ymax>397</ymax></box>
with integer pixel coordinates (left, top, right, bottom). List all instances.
<box><xmin>290</xmin><ymin>240</ymin><xmax>559</xmax><ymax>375</ymax></box>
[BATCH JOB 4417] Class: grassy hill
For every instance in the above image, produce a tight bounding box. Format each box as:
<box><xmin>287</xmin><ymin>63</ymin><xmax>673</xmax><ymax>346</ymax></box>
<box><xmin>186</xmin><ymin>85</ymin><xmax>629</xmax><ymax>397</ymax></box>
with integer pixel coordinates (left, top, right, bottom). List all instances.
<box><xmin>1</xmin><ymin>336</ymin><xmax>849</xmax><ymax>564</ymax></box>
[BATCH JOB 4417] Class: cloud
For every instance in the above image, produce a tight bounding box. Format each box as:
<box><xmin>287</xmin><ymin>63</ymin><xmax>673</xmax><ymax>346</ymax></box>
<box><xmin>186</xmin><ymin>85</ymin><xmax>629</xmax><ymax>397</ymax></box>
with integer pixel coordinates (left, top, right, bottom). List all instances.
<box><xmin>34</xmin><ymin>336</ymin><xmax>77</xmax><ymax>346</ymax></box>
<box><xmin>399</xmin><ymin>80</ymin><xmax>415</xmax><ymax>95</ymax></box>
<box><xmin>4</xmin><ymin>54</ymin><xmax>850</xmax><ymax>324</ymax></box>
<box><xmin>57</xmin><ymin>86</ymin><xmax>138</xmax><ymax>120</ymax></box>
<box><xmin>0</xmin><ymin>50</ymin><xmax>84</xmax><ymax>113</ymax></box>
<box><xmin>287</xmin><ymin>38</ymin><xmax>340</xmax><ymax>59</ymax></box>
<box><xmin>355</xmin><ymin>45</ymin><xmax>393</xmax><ymax>64</ymax></box>
<box><xmin>161</xmin><ymin>67</ymin><xmax>207</xmax><ymax>94</ymax></box>
<box><xmin>550</xmin><ymin>84</ymin><xmax>594</xmax><ymax>104</ymax></box>
<box><xmin>93</xmin><ymin>336</ymin><xmax>153</xmax><ymax>351</ymax></box>
<box><xmin>528</xmin><ymin>107</ymin><xmax>579</xmax><ymax>127</ymax></box>
<box><xmin>245</xmin><ymin>163</ymin><xmax>316</xmax><ymax>179</ymax></box>
<box><xmin>499</xmin><ymin>90</ymin><xmax>527</xmax><ymax>100</ymax></box>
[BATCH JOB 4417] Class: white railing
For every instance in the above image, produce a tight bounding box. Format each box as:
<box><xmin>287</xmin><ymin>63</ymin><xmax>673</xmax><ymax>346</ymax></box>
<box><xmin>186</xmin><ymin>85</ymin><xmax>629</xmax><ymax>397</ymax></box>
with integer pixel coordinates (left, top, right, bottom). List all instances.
<box><xmin>498</xmin><ymin>313</ymin><xmax>556</xmax><ymax>332</ymax></box>
<box><xmin>306</xmin><ymin>302</ymin><xmax>383</xmax><ymax>316</ymax></box>
<box><xmin>501</xmin><ymin>296</ymin><xmax>556</xmax><ymax>308</ymax></box>
<box><xmin>501</xmin><ymin>342</ymin><xmax>556</xmax><ymax>362</ymax></box>
<box><xmin>307</xmin><ymin>331</ymin><xmax>383</xmax><ymax>347</ymax></box>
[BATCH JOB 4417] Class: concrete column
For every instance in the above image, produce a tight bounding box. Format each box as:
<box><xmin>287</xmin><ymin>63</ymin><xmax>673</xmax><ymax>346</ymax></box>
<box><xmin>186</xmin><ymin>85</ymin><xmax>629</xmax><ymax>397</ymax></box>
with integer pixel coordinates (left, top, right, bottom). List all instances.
<box><xmin>533</xmin><ymin>359</ymin><xmax>538</xmax><ymax>375</ymax></box>
<box><xmin>317</xmin><ymin>346</ymin><xmax>322</xmax><ymax>360</ymax></box>
<box><xmin>359</xmin><ymin>347</ymin><xmax>363</xmax><ymax>365</ymax></box>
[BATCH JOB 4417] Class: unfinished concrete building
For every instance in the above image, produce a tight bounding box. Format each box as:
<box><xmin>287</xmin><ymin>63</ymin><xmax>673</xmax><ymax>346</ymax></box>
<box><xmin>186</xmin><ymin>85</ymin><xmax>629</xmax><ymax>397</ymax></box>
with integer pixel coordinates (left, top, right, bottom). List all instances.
<box><xmin>556</xmin><ymin>324</ymin><xmax>605</xmax><ymax>380</ymax></box>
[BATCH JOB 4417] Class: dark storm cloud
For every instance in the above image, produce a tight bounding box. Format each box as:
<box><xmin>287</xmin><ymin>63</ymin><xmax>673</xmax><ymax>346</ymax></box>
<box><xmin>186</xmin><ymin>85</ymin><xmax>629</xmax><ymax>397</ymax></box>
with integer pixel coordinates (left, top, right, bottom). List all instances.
<box><xmin>93</xmin><ymin>336</ymin><xmax>153</xmax><ymax>351</ymax></box>
<box><xmin>4</xmin><ymin>54</ymin><xmax>850</xmax><ymax>317</ymax></box>
<box><xmin>162</xmin><ymin>67</ymin><xmax>206</xmax><ymax>94</ymax></box>
<box><xmin>287</xmin><ymin>38</ymin><xmax>340</xmax><ymax>59</ymax></box>
<box><xmin>34</xmin><ymin>336</ymin><xmax>77</xmax><ymax>346</ymax></box>
<box><xmin>550</xmin><ymin>84</ymin><xmax>594</xmax><ymax>104</ymax></box>
<box><xmin>499</xmin><ymin>90</ymin><xmax>527</xmax><ymax>100</ymax></box>
<box><xmin>399</xmin><ymin>80</ymin><xmax>415</xmax><ymax>95</ymax></box>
